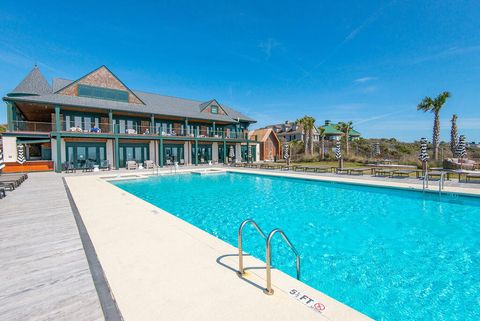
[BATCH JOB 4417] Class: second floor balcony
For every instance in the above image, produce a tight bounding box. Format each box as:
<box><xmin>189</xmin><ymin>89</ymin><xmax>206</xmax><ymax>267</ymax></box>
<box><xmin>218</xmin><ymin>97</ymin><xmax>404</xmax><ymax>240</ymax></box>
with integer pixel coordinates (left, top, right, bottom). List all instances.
<box><xmin>9</xmin><ymin>120</ymin><xmax>248</xmax><ymax>140</ymax></box>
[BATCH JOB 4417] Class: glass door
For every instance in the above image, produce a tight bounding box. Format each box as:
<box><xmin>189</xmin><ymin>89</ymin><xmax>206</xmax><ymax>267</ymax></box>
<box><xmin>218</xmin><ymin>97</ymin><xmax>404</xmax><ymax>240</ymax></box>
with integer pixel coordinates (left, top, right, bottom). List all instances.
<box><xmin>192</xmin><ymin>144</ymin><xmax>212</xmax><ymax>164</ymax></box>
<box><xmin>119</xmin><ymin>143</ymin><xmax>150</xmax><ymax>167</ymax></box>
<box><xmin>66</xmin><ymin>142</ymin><xmax>106</xmax><ymax>168</ymax></box>
<box><xmin>163</xmin><ymin>144</ymin><xmax>185</xmax><ymax>165</ymax></box>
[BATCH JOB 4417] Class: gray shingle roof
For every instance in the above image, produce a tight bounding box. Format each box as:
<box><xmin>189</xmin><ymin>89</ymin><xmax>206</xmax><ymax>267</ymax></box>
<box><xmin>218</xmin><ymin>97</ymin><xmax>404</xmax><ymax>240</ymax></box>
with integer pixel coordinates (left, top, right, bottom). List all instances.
<box><xmin>6</xmin><ymin>70</ymin><xmax>255</xmax><ymax>123</ymax></box>
<box><xmin>9</xmin><ymin>67</ymin><xmax>52</xmax><ymax>96</ymax></box>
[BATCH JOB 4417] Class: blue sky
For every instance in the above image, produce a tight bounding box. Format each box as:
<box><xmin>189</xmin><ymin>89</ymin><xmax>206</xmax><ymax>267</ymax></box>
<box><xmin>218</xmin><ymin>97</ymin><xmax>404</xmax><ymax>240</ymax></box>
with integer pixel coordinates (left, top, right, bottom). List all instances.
<box><xmin>1</xmin><ymin>0</ymin><xmax>479</xmax><ymax>142</ymax></box>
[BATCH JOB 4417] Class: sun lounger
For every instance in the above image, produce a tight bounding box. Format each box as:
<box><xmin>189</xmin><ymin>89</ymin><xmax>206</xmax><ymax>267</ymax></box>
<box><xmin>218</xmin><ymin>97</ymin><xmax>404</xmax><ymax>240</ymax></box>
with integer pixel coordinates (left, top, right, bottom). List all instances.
<box><xmin>335</xmin><ymin>167</ymin><xmax>350</xmax><ymax>175</ymax></box>
<box><xmin>392</xmin><ymin>169</ymin><xmax>419</xmax><ymax>178</ymax></box>
<box><xmin>374</xmin><ymin>168</ymin><xmax>396</xmax><ymax>177</ymax></box>
<box><xmin>0</xmin><ymin>177</ymin><xmax>22</xmax><ymax>188</ymax></box>
<box><xmin>466</xmin><ymin>173</ymin><xmax>480</xmax><ymax>182</ymax></box>
<box><xmin>0</xmin><ymin>182</ymin><xmax>15</xmax><ymax>191</ymax></box>
<box><xmin>427</xmin><ymin>171</ymin><xmax>447</xmax><ymax>180</ymax></box>
<box><xmin>348</xmin><ymin>167</ymin><xmax>373</xmax><ymax>175</ymax></box>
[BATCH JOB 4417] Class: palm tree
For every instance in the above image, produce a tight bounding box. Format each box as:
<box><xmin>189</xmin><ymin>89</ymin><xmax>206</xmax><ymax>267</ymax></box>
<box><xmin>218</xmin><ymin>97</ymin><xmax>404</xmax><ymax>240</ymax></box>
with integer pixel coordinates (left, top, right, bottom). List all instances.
<box><xmin>336</xmin><ymin>121</ymin><xmax>353</xmax><ymax>156</ymax></box>
<box><xmin>450</xmin><ymin>114</ymin><xmax>458</xmax><ymax>156</ymax></box>
<box><xmin>296</xmin><ymin>116</ymin><xmax>316</xmax><ymax>155</ymax></box>
<box><xmin>318</xmin><ymin>126</ymin><xmax>326</xmax><ymax>160</ymax></box>
<box><xmin>417</xmin><ymin>91</ymin><xmax>451</xmax><ymax>160</ymax></box>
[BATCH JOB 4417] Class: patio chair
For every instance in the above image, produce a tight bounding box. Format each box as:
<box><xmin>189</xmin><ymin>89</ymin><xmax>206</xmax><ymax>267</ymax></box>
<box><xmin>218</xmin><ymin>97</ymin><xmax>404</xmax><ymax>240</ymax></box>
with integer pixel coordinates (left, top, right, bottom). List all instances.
<box><xmin>83</xmin><ymin>161</ymin><xmax>94</xmax><ymax>172</ymax></box>
<box><xmin>144</xmin><ymin>160</ymin><xmax>155</xmax><ymax>169</ymax></box>
<box><xmin>126</xmin><ymin>161</ymin><xmax>138</xmax><ymax>170</ymax></box>
<box><xmin>100</xmin><ymin>160</ymin><xmax>111</xmax><ymax>171</ymax></box>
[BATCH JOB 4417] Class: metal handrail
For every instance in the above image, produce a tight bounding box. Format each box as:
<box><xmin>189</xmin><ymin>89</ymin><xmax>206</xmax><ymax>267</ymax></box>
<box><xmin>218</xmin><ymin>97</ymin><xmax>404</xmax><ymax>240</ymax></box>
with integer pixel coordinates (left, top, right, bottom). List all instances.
<box><xmin>439</xmin><ymin>172</ymin><xmax>446</xmax><ymax>193</ymax></box>
<box><xmin>237</xmin><ymin>219</ymin><xmax>267</xmax><ymax>276</ymax></box>
<box><xmin>264</xmin><ymin>228</ymin><xmax>300</xmax><ymax>295</ymax></box>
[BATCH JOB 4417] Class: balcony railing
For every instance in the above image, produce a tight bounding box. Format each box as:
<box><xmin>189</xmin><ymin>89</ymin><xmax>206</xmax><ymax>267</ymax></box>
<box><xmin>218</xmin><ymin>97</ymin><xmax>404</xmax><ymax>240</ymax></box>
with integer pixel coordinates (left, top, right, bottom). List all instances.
<box><xmin>10</xmin><ymin>121</ymin><xmax>248</xmax><ymax>140</ymax></box>
<box><xmin>11</xmin><ymin>121</ymin><xmax>54</xmax><ymax>133</ymax></box>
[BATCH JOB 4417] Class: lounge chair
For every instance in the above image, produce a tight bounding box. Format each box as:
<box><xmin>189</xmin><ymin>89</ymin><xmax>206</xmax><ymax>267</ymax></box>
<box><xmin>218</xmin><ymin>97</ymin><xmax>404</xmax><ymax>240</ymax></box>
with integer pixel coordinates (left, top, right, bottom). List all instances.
<box><xmin>374</xmin><ymin>168</ymin><xmax>396</xmax><ymax>177</ymax></box>
<box><xmin>0</xmin><ymin>182</ymin><xmax>15</xmax><ymax>191</ymax></box>
<box><xmin>100</xmin><ymin>160</ymin><xmax>111</xmax><ymax>171</ymax></box>
<box><xmin>126</xmin><ymin>161</ymin><xmax>138</xmax><ymax>170</ymax></box>
<box><xmin>427</xmin><ymin>171</ymin><xmax>447</xmax><ymax>180</ymax></box>
<box><xmin>0</xmin><ymin>177</ymin><xmax>22</xmax><ymax>188</ymax></box>
<box><xmin>392</xmin><ymin>169</ymin><xmax>419</xmax><ymax>178</ymax></box>
<box><xmin>335</xmin><ymin>167</ymin><xmax>350</xmax><ymax>175</ymax></box>
<box><xmin>466</xmin><ymin>172</ymin><xmax>480</xmax><ymax>182</ymax></box>
<box><xmin>144</xmin><ymin>160</ymin><xmax>155</xmax><ymax>169</ymax></box>
<box><xmin>348</xmin><ymin>167</ymin><xmax>373</xmax><ymax>175</ymax></box>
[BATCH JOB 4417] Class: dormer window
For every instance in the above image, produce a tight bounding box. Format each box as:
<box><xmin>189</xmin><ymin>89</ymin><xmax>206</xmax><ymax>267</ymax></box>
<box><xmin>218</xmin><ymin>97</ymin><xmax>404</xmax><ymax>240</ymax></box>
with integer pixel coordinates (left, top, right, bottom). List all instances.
<box><xmin>78</xmin><ymin>84</ymin><xmax>129</xmax><ymax>102</ymax></box>
<box><xmin>211</xmin><ymin>105</ymin><xmax>218</xmax><ymax>114</ymax></box>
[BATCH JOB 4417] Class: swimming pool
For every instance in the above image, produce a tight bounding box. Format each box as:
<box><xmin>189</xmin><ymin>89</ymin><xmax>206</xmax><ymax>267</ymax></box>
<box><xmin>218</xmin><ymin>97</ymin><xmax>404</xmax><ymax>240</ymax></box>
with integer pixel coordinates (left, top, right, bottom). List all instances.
<box><xmin>112</xmin><ymin>172</ymin><xmax>480</xmax><ymax>321</ymax></box>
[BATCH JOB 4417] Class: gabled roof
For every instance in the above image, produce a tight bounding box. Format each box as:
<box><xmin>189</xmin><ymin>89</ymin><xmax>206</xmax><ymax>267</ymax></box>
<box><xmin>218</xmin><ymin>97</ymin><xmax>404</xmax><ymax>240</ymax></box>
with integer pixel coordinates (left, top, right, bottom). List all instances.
<box><xmin>55</xmin><ymin>65</ymin><xmax>146</xmax><ymax>105</ymax></box>
<box><xmin>248</xmin><ymin>128</ymin><xmax>279</xmax><ymax>143</ymax></box>
<box><xmin>8</xmin><ymin>66</ymin><xmax>52</xmax><ymax>96</ymax></box>
<box><xmin>5</xmin><ymin>66</ymin><xmax>256</xmax><ymax>124</ymax></box>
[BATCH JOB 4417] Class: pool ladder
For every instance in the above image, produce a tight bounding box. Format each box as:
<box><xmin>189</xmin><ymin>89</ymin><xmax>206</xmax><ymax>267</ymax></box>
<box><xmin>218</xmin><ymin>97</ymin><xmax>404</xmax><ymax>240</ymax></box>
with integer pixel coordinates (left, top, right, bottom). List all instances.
<box><xmin>237</xmin><ymin>219</ymin><xmax>301</xmax><ymax>295</ymax></box>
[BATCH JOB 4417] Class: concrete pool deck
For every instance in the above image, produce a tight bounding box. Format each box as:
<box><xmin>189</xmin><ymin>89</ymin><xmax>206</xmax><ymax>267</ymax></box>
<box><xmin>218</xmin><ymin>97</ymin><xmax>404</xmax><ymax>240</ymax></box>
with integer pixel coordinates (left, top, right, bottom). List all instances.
<box><xmin>65</xmin><ymin>172</ymin><xmax>373</xmax><ymax>321</ymax></box>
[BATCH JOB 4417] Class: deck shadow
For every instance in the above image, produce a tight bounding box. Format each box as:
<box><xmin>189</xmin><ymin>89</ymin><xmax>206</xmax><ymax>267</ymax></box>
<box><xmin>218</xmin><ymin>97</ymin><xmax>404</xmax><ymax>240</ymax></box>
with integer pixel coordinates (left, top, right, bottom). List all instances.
<box><xmin>216</xmin><ymin>253</ymin><xmax>267</xmax><ymax>292</ymax></box>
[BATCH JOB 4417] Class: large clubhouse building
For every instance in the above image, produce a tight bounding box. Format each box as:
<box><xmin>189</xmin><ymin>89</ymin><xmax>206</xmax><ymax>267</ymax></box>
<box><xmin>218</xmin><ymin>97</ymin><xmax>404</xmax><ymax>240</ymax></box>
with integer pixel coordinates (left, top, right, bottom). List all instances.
<box><xmin>2</xmin><ymin>66</ymin><xmax>258</xmax><ymax>172</ymax></box>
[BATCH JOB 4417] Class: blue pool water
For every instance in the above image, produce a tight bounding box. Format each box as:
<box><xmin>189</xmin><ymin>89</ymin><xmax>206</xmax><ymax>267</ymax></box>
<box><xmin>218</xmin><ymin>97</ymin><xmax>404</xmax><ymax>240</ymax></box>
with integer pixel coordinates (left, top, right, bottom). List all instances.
<box><xmin>112</xmin><ymin>172</ymin><xmax>480</xmax><ymax>321</ymax></box>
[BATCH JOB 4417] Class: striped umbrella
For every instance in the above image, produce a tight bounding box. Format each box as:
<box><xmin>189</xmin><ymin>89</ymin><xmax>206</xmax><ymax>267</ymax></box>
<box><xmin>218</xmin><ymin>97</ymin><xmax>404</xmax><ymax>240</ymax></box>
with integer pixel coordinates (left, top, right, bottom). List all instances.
<box><xmin>419</xmin><ymin>138</ymin><xmax>429</xmax><ymax>162</ymax></box>
<box><xmin>17</xmin><ymin>144</ymin><xmax>26</xmax><ymax>164</ymax></box>
<box><xmin>334</xmin><ymin>140</ymin><xmax>342</xmax><ymax>160</ymax></box>
<box><xmin>0</xmin><ymin>147</ymin><xmax>5</xmax><ymax>170</ymax></box>
<box><xmin>283</xmin><ymin>142</ymin><xmax>289</xmax><ymax>160</ymax></box>
<box><xmin>456</xmin><ymin>135</ymin><xmax>466</xmax><ymax>158</ymax></box>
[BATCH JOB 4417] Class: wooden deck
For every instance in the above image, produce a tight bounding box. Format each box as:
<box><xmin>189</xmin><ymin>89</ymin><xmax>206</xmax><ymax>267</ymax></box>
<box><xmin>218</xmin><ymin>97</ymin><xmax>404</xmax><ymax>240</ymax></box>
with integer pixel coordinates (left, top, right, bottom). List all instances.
<box><xmin>0</xmin><ymin>172</ymin><xmax>104</xmax><ymax>321</ymax></box>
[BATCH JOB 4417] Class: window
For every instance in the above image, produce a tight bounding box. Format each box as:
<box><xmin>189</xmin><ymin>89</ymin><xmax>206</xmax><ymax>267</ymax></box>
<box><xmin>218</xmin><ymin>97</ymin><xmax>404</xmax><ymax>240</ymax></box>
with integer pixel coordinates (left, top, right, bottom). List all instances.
<box><xmin>78</xmin><ymin>84</ymin><xmax>129</xmax><ymax>102</ymax></box>
<box><xmin>211</xmin><ymin>105</ymin><xmax>218</xmax><ymax>114</ymax></box>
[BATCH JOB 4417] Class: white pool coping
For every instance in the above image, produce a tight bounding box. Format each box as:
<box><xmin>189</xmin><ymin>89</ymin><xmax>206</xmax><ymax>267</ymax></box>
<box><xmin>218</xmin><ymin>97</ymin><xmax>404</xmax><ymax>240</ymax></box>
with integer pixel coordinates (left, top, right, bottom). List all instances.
<box><xmin>65</xmin><ymin>171</ymin><xmax>374</xmax><ymax>321</ymax></box>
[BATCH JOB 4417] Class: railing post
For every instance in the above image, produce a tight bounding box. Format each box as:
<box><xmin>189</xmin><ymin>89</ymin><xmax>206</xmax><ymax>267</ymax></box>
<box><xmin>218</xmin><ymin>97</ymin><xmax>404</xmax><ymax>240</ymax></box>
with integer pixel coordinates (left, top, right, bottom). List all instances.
<box><xmin>54</xmin><ymin>106</ymin><xmax>62</xmax><ymax>173</ymax></box>
<box><xmin>159</xmin><ymin>138</ymin><xmax>164</xmax><ymax>167</ymax></box>
<box><xmin>109</xmin><ymin>110</ymin><xmax>113</xmax><ymax>133</ymax></box>
<box><xmin>6</xmin><ymin>101</ymin><xmax>14</xmax><ymax>131</ymax></box>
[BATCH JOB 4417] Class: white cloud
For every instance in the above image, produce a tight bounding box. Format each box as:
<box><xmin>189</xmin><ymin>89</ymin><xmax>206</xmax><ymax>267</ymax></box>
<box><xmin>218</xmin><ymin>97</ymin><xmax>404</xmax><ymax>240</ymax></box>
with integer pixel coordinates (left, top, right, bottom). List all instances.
<box><xmin>354</xmin><ymin>76</ymin><xmax>377</xmax><ymax>83</ymax></box>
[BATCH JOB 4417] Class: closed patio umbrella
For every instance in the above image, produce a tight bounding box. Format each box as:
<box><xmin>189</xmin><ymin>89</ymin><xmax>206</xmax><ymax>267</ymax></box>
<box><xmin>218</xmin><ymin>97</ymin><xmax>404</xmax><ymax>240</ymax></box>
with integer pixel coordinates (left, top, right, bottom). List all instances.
<box><xmin>247</xmin><ymin>145</ymin><xmax>252</xmax><ymax>163</ymax></box>
<box><xmin>283</xmin><ymin>142</ymin><xmax>289</xmax><ymax>165</ymax></box>
<box><xmin>229</xmin><ymin>146</ymin><xmax>235</xmax><ymax>163</ymax></box>
<box><xmin>0</xmin><ymin>147</ymin><xmax>5</xmax><ymax>171</ymax></box>
<box><xmin>419</xmin><ymin>138</ymin><xmax>429</xmax><ymax>186</ymax></box>
<box><xmin>456</xmin><ymin>135</ymin><xmax>466</xmax><ymax>169</ymax></box>
<box><xmin>335</xmin><ymin>140</ymin><xmax>343</xmax><ymax>169</ymax></box>
<box><xmin>17</xmin><ymin>144</ymin><xmax>26</xmax><ymax>164</ymax></box>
